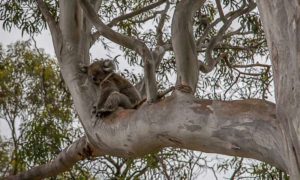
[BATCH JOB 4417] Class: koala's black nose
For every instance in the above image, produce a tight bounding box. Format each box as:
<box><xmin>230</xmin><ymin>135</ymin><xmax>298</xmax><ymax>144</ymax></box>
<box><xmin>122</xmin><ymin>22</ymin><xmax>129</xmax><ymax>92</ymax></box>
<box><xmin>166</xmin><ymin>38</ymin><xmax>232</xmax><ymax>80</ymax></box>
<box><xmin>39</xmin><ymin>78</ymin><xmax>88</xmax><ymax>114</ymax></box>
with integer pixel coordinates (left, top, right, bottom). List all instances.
<box><xmin>92</xmin><ymin>76</ymin><xmax>97</xmax><ymax>81</ymax></box>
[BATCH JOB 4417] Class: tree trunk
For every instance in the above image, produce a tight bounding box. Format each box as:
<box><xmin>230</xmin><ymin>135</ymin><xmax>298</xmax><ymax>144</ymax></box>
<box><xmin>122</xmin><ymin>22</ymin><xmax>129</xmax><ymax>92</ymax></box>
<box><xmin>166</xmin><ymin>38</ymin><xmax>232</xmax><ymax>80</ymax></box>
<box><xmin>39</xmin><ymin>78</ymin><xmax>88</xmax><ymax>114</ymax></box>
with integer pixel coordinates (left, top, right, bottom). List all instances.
<box><xmin>257</xmin><ymin>0</ymin><xmax>300</xmax><ymax>179</ymax></box>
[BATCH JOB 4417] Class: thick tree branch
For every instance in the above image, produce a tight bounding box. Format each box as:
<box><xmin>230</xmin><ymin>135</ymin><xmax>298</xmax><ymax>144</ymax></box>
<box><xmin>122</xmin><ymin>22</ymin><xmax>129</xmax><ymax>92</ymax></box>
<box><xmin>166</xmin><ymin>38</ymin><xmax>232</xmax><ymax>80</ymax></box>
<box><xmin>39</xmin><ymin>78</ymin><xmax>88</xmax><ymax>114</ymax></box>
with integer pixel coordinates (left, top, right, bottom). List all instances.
<box><xmin>7</xmin><ymin>137</ymin><xmax>101</xmax><ymax>180</ymax></box>
<box><xmin>88</xmin><ymin>92</ymin><xmax>287</xmax><ymax>171</ymax></box>
<box><xmin>171</xmin><ymin>0</ymin><xmax>205</xmax><ymax>92</ymax></box>
<box><xmin>134</xmin><ymin>1</ymin><xmax>170</xmax><ymax>97</ymax></box>
<box><xmin>8</xmin><ymin>92</ymin><xmax>288</xmax><ymax>179</ymax></box>
<box><xmin>37</xmin><ymin>0</ymin><xmax>62</xmax><ymax>60</ymax></box>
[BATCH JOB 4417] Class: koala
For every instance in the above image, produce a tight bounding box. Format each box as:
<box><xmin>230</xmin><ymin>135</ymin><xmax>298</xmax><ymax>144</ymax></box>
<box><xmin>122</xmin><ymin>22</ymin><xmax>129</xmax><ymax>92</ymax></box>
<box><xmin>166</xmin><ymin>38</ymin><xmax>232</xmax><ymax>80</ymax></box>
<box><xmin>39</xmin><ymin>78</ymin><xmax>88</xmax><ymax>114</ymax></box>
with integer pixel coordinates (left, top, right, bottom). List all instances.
<box><xmin>81</xmin><ymin>59</ymin><xmax>141</xmax><ymax>117</ymax></box>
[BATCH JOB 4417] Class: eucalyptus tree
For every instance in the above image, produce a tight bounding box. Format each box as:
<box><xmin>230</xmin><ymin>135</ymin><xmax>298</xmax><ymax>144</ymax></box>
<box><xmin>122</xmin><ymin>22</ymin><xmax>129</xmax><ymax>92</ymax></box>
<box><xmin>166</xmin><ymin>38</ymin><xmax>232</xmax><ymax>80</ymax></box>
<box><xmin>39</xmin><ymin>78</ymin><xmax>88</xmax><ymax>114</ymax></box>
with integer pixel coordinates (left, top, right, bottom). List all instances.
<box><xmin>0</xmin><ymin>42</ymin><xmax>211</xmax><ymax>179</ymax></box>
<box><xmin>1</xmin><ymin>0</ymin><xmax>299</xmax><ymax>179</ymax></box>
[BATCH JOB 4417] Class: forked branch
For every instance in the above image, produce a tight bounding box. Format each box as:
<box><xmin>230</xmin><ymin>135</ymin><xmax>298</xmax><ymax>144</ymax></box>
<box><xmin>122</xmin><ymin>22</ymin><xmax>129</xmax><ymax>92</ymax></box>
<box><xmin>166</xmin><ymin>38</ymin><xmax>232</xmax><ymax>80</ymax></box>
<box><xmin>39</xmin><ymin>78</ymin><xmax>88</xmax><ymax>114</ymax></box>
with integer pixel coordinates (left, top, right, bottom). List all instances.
<box><xmin>198</xmin><ymin>0</ymin><xmax>256</xmax><ymax>73</ymax></box>
<box><xmin>91</xmin><ymin>0</ymin><xmax>167</xmax><ymax>45</ymax></box>
<box><xmin>78</xmin><ymin>0</ymin><xmax>158</xmax><ymax>101</ymax></box>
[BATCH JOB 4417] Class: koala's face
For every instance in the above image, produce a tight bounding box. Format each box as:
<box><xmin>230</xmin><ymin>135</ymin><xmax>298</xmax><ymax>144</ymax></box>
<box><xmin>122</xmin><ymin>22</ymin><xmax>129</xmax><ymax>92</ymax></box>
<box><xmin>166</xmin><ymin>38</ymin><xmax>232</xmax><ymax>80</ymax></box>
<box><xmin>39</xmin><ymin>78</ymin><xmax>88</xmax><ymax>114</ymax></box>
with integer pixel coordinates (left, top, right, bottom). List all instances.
<box><xmin>86</xmin><ymin>60</ymin><xmax>115</xmax><ymax>85</ymax></box>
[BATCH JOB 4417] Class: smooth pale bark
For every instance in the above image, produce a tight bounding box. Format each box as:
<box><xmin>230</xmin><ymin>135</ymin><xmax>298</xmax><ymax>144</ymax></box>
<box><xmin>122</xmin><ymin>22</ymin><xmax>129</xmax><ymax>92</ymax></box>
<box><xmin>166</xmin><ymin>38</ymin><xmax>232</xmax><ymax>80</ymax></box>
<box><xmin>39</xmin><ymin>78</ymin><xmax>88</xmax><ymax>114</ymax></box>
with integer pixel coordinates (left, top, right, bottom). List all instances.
<box><xmin>89</xmin><ymin>92</ymin><xmax>284</xmax><ymax>168</ymax></box>
<box><xmin>8</xmin><ymin>92</ymin><xmax>287</xmax><ymax>179</ymax></box>
<box><xmin>171</xmin><ymin>0</ymin><xmax>205</xmax><ymax>92</ymax></box>
<box><xmin>58</xmin><ymin>0</ymin><xmax>97</xmax><ymax>133</ymax></box>
<box><xmin>257</xmin><ymin>0</ymin><xmax>300</xmax><ymax>178</ymax></box>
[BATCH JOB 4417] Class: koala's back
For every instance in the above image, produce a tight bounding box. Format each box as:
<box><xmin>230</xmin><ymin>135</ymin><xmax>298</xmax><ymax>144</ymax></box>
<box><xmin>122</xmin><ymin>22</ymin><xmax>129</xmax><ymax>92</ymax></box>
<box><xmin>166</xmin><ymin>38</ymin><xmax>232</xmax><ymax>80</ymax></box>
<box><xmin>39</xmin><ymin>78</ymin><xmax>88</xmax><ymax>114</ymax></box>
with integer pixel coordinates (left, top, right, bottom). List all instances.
<box><xmin>107</xmin><ymin>74</ymin><xmax>141</xmax><ymax>103</ymax></box>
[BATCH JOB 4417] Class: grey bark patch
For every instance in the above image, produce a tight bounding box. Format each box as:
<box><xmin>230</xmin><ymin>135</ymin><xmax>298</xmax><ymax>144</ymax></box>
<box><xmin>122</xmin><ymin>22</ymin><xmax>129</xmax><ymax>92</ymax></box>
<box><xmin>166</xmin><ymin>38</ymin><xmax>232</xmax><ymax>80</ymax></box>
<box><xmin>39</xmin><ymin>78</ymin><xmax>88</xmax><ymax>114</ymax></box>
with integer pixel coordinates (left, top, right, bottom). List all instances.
<box><xmin>270</xmin><ymin>113</ymin><xmax>276</xmax><ymax>120</ymax></box>
<box><xmin>95</xmin><ymin>133</ymin><xmax>109</xmax><ymax>148</ymax></box>
<box><xmin>188</xmin><ymin>120</ymin><xmax>195</xmax><ymax>124</ymax></box>
<box><xmin>127</xmin><ymin>134</ymin><xmax>132</xmax><ymax>142</ymax></box>
<box><xmin>184</xmin><ymin>124</ymin><xmax>202</xmax><ymax>132</ymax></box>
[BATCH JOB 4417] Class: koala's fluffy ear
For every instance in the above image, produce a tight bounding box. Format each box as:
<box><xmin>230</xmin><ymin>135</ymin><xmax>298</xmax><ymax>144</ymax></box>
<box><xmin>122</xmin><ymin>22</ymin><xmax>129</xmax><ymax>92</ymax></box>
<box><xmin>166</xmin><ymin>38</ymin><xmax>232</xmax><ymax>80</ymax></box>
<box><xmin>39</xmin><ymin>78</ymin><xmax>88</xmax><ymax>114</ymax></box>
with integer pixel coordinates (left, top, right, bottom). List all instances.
<box><xmin>79</xmin><ymin>63</ymin><xmax>89</xmax><ymax>73</ymax></box>
<box><xmin>103</xmin><ymin>60</ymin><xmax>116</xmax><ymax>72</ymax></box>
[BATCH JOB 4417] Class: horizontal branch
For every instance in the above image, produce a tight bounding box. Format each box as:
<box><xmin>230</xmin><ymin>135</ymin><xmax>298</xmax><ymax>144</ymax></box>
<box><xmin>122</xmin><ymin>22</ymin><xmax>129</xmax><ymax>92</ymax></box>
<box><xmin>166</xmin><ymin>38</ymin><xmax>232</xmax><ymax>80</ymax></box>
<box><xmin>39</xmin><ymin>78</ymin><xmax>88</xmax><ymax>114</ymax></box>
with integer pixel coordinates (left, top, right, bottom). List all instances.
<box><xmin>233</xmin><ymin>68</ymin><xmax>266</xmax><ymax>76</ymax></box>
<box><xmin>9</xmin><ymin>92</ymin><xmax>287</xmax><ymax>179</ymax></box>
<box><xmin>88</xmin><ymin>91</ymin><xmax>286</xmax><ymax>171</ymax></box>
<box><xmin>222</xmin><ymin>54</ymin><xmax>271</xmax><ymax>76</ymax></box>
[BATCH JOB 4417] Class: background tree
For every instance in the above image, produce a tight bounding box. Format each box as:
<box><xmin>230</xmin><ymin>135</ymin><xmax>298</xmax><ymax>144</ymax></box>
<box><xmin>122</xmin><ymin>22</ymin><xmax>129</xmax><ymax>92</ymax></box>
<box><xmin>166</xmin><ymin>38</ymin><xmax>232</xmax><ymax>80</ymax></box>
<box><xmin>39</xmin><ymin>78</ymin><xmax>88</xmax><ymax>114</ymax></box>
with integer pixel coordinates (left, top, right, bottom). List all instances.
<box><xmin>0</xmin><ymin>0</ymin><xmax>299</xmax><ymax>179</ymax></box>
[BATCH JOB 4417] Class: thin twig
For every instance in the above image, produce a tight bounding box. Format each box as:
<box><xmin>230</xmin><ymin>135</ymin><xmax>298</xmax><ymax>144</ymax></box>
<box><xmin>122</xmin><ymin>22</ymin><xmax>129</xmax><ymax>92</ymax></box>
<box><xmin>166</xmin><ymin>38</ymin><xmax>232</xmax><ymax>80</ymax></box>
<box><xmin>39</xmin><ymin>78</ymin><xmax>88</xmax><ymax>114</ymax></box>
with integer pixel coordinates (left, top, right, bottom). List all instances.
<box><xmin>198</xmin><ymin>0</ymin><xmax>256</xmax><ymax>73</ymax></box>
<box><xmin>108</xmin><ymin>0</ymin><xmax>166</xmax><ymax>27</ymax></box>
<box><xmin>91</xmin><ymin>0</ymin><xmax>166</xmax><ymax>44</ymax></box>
